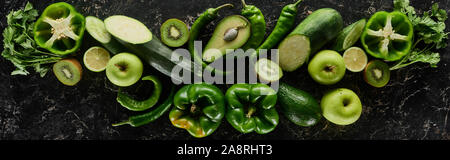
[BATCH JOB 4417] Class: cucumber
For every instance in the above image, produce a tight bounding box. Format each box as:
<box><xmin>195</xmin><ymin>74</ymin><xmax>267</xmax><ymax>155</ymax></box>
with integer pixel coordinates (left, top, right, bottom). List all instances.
<box><xmin>278</xmin><ymin>82</ymin><xmax>321</xmax><ymax>127</ymax></box>
<box><xmin>254</xmin><ymin>58</ymin><xmax>283</xmax><ymax>82</ymax></box>
<box><xmin>85</xmin><ymin>16</ymin><xmax>125</xmax><ymax>54</ymax></box>
<box><xmin>278</xmin><ymin>8</ymin><xmax>343</xmax><ymax>72</ymax></box>
<box><xmin>278</xmin><ymin>34</ymin><xmax>310</xmax><ymax>72</ymax></box>
<box><xmin>331</xmin><ymin>19</ymin><xmax>366</xmax><ymax>52</ymax></box>
<box><xmin>104</xmin><ymin>15</ymin><xmax>201</xmax><ymax>83</ymax></box>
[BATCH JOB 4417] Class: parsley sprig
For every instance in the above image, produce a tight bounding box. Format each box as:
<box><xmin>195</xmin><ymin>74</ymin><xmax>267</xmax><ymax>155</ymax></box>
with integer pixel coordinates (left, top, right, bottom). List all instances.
<box><xmin>2</xmin><ymin>2</ymin><xmax>63</xmax><ymax>77</ymax></box>
<box><xmin>390</xmin><ymin>0</ymin><xmax>449</xmax><ymax>70</ymax></box>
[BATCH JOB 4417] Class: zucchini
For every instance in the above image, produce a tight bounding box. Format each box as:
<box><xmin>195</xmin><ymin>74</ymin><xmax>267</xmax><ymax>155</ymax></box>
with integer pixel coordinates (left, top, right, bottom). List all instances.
<box><xmin>331</xmin><ymin>19</ymin><xmax>366</xmax><ymax>52</ymax></box>
<box><xmin>278</xmin><ymin>8</ymin><xmax>343</xmax><ymax>72</ymax></box>
<box><xmin>85</xmin><ymin>16</ymin><xmax>124</xmax><ymax>54</ymax></box>
<box><xmin>278</xmin><ymin>82</ymin><xmax>322</xmax><ymax>127</ymax></box>
<box><xmin>278</xmin><ymin>34</ymin><xmax>310</xmax><ymax>72</ymax></box>
<box><xmin>104</xmin><ymin>15</ymin><xmax>201</xmax><ymax>83</ymax></box>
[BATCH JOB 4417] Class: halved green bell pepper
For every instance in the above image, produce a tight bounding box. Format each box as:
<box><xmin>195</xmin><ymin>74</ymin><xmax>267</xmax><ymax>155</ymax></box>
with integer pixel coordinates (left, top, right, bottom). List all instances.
<box><xmin>169</xmin><ymin>83</ymin><xmax>225</xmax><ymax>138</ymax></box>
<box><xmin>225</xmin><ymin>83</ymin><xmax>279</xmax><ymax>134</ymax></box>
<box><xmin>361</xmin><ymin>11</ymin><xmax>413</xmax><ymax>61</ymax></box>
<box><xmin>33</xmin><ymin>2</ymin><xmax>86</xmax><ymax>55</ymax></box>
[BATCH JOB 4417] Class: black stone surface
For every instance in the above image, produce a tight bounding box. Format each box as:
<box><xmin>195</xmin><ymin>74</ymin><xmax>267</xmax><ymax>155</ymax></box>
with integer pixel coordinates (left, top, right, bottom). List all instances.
<box><xmin>0</xmin><ymin>0</ymin><xmax>449</xmax><ymax>140</ymax></box>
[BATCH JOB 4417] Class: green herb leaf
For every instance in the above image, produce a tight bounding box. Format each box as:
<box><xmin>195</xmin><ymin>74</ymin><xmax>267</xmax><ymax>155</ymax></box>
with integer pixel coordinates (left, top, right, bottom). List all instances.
<box><xmin>1</xmin><ymin>2</ymin><xmax>62</xmax><ymax>77</ymax></box>
<box><xmin>390</xmin><ymin>0</ymin><xmax>448</xmax><ymax>70</ymax></box>
<box><xmin>24</xmin><ymin>2</ymin><xmax>33</xmax><ymax>11</ymax></box>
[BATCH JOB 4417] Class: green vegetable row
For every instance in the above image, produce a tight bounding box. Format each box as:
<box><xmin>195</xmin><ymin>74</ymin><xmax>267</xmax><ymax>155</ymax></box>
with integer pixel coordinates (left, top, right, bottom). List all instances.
<box><xmin>1</xmin><ymin>0</ymin><xmax>448</xmax><ymax>139</ymax></box>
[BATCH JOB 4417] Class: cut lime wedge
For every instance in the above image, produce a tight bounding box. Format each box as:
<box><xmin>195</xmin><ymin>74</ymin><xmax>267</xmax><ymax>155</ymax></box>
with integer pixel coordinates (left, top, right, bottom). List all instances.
<box><xmin>83</xmin><ymin>46</ymin><xmax>111</xmax><ymax>72</ymax></box>
<box><xmin>343</xmin><ymin>47</ymin><xmax>368</xmax><ymax>72</ymax></box>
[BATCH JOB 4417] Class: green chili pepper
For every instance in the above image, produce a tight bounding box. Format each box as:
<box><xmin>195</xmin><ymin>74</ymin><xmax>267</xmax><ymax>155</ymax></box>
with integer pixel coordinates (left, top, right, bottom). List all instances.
<box><xmin>361</xmin><ymin>11</ymin><xmax>414</xmax><ymax>61</ymax></box>
<box><xmin>169</xmin><ymin>83</ymin><xmax>225</xmax><ymax>138</ymax></box>
<box><xmin>112</xmin><ymin>86</ymin><xmax>175</xmax><ymax>127</ymax></box>
<box><xmin>225</xmin><ymin>83</ymin><xmax>279</xmax><ymax>134</ymax></box>
<box><xmin>257</xmin><ymin>0</ymin><xmax>303</xmax><ymax>52</ymax></box>
<box><xmin>33</xmin><ymin>2</ymin><xmax>86</xmax><ymax>55</ymax></box>
<box><xmin>240</xmin><ymin>0</ymin><xmax>266</xmax><ymax>50</ymax></box>
<box><xmin>116</xmin><ymin>75</ymin><xmax>162</xmax><ymax>111</ymax></box>
<box><xmin>188</xmin><ymin>4</ymin><xmax>234</xmax><ymax>75</ymax></box>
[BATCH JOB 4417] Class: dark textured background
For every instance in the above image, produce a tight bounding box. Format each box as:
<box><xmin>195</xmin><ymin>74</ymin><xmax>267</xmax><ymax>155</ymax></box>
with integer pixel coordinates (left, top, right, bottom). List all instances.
<box><xmin>0</xmin><ymin>0</ymin><xmax>449</xmax><ymax>140</ymax></box>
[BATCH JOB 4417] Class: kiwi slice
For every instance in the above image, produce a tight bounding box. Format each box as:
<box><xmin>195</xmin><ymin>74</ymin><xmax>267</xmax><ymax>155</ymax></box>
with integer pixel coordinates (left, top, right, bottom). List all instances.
<box><xmin>53</xmin><ymin>58</ymin><xmax>83</xmax><ymax>86</ymax></box>
<box><xmin>160</xmin><ymin>18</ymin><xmax>189</xmax><ymax>47</ymax></box>
<box><xmin>364</xmin><ymin>60</ymin><xmax>390</xmax><ymax>88</ymax></box>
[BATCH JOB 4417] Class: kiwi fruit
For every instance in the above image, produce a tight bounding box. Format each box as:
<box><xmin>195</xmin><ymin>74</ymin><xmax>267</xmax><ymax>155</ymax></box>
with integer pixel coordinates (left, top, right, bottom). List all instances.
<box><xmin>53</xmin><ymin>58</ymin><xmax>83</xmax><ymax>86</ymax></box>
<box><xmin>364</xmin><ymin>60</ymin><xmax>390</xmax><ymax>88</ymax></box>
<box><xmin>160</xmin><ymin>18</ymin><xmax>189</xmax><ymax>47</ymax></box>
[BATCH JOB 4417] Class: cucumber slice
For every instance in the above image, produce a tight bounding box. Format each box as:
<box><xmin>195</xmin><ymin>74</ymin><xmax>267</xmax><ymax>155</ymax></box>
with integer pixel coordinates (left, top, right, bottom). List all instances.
<box><xmin>85</xmin><ymin>16</ymin><xmax>124</xmax><ymax>54</ymax></box>
<box><xmin>255</xmin><ymin>58</ymin><xmax>283</xmax><ymax>82</ymax></box>
<box><xmin>331</xmin><ymin>19</ymin><xmax>366</xmax><ymax>52</ymax></box>
<box><xmin>278</xmin><ymin>34</ymin><xmax>310</xmax><ymax>72</ymax></box>
<box><xmin>104</xmin><ymin>15</ymin><xmax>202</xmax><ymax>82</ymax></box>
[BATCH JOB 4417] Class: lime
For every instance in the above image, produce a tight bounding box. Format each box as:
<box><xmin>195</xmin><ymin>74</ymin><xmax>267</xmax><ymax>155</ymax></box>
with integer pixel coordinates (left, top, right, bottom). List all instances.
<box><xmin>83</xmin><ymin>46</ymin><xmax>111</xmax><ymax>72</ymax></box>
<box><xmin>343</xmin><ymin>47</ymin><xmax>368</xmax><ymax>72</ymax></box>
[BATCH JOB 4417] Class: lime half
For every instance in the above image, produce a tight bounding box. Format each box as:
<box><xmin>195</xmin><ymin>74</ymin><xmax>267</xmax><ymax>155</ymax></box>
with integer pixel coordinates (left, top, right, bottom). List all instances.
<box><xmin>343</xmin><ymin>47</ymin><xmax>368</xmax><ymax>72</ymax></box>
<box><xmin>83</xmin><ymin>46</ymin><xmax>111</xmax><ymax>72</ymax></box>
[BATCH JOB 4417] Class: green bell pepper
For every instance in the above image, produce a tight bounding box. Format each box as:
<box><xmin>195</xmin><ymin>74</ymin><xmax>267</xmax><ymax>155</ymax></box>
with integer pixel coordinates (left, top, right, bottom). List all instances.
<box><xmin>361</xmin><ymin>11</ymin><xmax>414</xmax><ymax>61</ymax></box>
<box><xmin>169</xmin><ymin>83</ymin><xmax>225</xmax><ymax>138</ymax></box>
<box><xmin>33</xmin><ymin>2</ymin><xmax>86</xmax><ymax>55</ymax></box>
<box><xmin>225</xmin><ymin>83</ymin><xmax>279</xmax><ymax>134</ymax></box>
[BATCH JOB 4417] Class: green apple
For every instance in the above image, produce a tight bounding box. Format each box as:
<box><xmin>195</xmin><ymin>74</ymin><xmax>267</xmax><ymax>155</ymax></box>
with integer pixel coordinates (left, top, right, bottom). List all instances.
<box><xmin>321</xmin><ymin>88</ymin><xmax>362</xmax><ymax>125</ymax></box>
<box><xmin>106</xmin><ymin>53</ymin><xmax>143</xmax><ymax>87</ymax></box>
<box><xmin>308</xmin><ymin>50</ymin><xmax>346</xmax><ymax>85</ymax></box>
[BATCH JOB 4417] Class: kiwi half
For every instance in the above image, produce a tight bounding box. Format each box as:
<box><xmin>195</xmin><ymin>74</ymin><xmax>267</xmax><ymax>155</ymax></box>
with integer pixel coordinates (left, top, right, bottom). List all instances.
<box><xmin>160</xmin><ymin>18</ymin><xmax>189</xmax><ymax>47</ymax></box>
<box><xmin>53</xmin><ymin>58</ymin><xmax>83</xmax><ymax>86</ymax></box>
<box><xmin>364</xmin><ymin>60</ymin><xmax>390</xmax><ymax>88</ymax></box>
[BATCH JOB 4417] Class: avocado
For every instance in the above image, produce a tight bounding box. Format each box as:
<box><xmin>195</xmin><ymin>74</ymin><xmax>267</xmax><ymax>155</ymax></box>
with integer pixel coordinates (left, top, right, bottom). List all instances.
<box><xmin>203</xmin><ymin>15</ymin><xmax>251</xmax><ymax>63</ymax></box>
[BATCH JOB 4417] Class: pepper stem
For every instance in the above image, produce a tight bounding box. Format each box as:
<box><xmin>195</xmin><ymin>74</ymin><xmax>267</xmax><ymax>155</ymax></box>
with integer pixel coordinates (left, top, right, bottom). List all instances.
<box><xmin>246</xmin><ymin>106</ymin><xmax>256</xmax><ymax>118</ymax></box>
<box><xmin>190</xmin><ymin>104</ymin><xmax>197</xmax><ymax>114</ymax></box>
<box><xmin>112</xmin><ymin>120</ymin><xmax>131</xmax><ymax>127</ymax></box>
<box><xmin>215</xmin><ymin>3</ymin><xmax>234</xmax><ymax>11</ymax></box>
<box><xmin>293</xmin><ymin>0</ymin><xmax>303</xmax><ymax>7</ymax></box>
<box><xmin>241</xmin><ymin>0</ymin><xmax>247</xmax><ymax>7</ymax></box>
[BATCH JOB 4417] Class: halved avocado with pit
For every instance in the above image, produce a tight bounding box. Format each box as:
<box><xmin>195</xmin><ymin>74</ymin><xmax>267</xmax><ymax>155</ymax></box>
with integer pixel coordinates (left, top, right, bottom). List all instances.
<box><xmin>203</xmin><ymin>15</ymin><xmax>251</xmax><ymax>63</ymax></box>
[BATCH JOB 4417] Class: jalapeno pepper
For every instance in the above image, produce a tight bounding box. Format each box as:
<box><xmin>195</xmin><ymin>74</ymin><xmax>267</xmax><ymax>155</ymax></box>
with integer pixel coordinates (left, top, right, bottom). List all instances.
<box><xmin>361</xmin><ymin>11</ymin><xmax>414</xmax><ymax>61</ymax></box>
<box><xmin>257</xmin><ymin>0</ymin><xmax>302</xmax><ymax>52</ymax></box>
<box><xmin>33</xmin><ymin>2</ymin><xmax>86</xmax><ymax>55</ymax></box>
<box><xmin>225</xmin><ymin>83</ymin><xmax>279</xmax><ymax>134</ymax></box>
<box><xmin>188</xmin><ymin>4</ymin><xmax>234</xmax><ymax>75</ymax></box>
<box><xmin>169</xmin><ymin>83</ymin><xmax>225</xmax><ymax>138</ymax></box>
<box><xmin>112</xmin><ymin>86</ymin><xmax>175</xmax><ymax>127</ymax></box>
<box><xmin>116</xmin><ymin>75</ymin><xmax>162</xmax><ymax>112</ymax></box>
<box><xmin>240</xmin><ymin>0</ymin><xmax>266</xmax><ymax>50</ymax></box>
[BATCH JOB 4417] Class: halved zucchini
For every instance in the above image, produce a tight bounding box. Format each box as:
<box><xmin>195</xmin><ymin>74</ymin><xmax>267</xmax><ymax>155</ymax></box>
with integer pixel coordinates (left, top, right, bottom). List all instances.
<box><xmin>104</xmin><ymin>15</ymin><xmax>201</xmax><ymax>82</ymax></box>
<box><xmin>278</xmin><ymin>34</ymin><xmax>310</xmax><ymax>72</ymax></box>
<box><xmin>85</xmin><ymin>16</ymin><xmax>124</xmax><ymax>54</ymax></box>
